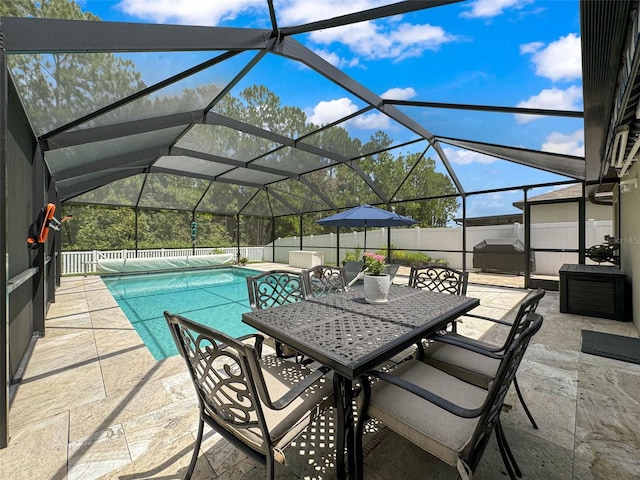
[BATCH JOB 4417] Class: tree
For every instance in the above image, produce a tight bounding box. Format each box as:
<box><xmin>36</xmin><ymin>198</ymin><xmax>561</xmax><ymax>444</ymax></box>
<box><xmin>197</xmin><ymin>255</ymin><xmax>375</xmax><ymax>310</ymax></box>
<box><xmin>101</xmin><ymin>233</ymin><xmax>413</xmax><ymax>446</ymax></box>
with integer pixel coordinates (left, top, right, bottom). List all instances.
<box><xmin>2</xmin><ymin>0</ymin><xmax>146</xmax><ymax>134</ymax></box>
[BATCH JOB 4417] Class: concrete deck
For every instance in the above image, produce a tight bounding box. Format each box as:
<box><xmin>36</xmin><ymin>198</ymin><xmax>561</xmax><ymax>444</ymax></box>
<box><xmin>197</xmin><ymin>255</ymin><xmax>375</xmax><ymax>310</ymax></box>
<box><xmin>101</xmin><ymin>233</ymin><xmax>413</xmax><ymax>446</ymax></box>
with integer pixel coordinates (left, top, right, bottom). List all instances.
<box><xmin>1</xmin><ymin>263</ymin><xmax>639</xmax><ymax>479</ymax></box>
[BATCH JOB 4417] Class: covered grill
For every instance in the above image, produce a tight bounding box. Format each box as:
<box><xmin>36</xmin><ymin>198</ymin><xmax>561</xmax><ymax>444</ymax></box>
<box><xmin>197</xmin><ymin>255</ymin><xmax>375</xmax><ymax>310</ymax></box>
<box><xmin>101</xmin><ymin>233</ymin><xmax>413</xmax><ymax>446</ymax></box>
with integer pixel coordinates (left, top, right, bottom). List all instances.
<box><xmin>473</xmin><ymin>238</ymin><xmax>535</xmax><ymax>274</ymax></box>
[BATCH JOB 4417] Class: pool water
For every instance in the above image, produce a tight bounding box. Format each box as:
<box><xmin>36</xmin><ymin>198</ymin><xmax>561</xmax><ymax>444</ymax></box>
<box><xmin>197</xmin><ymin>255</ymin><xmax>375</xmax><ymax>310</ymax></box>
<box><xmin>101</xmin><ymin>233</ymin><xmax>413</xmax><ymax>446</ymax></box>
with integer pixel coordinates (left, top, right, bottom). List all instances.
<box><xmin>102</xmin><ymin>267</ymin><xmax>260</xmax><ymax>360</ymax></box>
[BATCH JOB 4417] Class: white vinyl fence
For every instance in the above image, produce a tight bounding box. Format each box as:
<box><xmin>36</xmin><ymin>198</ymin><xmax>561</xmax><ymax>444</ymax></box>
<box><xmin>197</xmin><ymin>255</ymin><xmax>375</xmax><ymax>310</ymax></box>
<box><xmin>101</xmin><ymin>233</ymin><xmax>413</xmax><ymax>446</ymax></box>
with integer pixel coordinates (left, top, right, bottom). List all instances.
<box><xmin>62</xmin><ymin>220</ymin><xmax>613</xmax><ymax>276</ymax></box>
<box><xmin>265</xmin><ymin>220</ymin><xmax>613</xmax><ymax>276</ymax></box>
<box><xmin>61</xmin><ymin>246</ymin><xmax>264</xmax><ymax>275</ymax></box>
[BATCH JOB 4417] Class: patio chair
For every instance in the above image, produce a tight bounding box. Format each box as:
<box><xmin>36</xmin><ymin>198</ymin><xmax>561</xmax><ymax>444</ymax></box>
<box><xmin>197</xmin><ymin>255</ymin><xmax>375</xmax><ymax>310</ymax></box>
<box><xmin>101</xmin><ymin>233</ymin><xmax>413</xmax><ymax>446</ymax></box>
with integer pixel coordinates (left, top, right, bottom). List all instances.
<box><xmin>408</xmin><ymin>265</ymin><xmax>468</xmax><ymax>295</ymax></box>
<box><xmin>383</xmin><ymin>263</ymin><xmax>400</xmax><ymax>282</ymax></box>
<box><xmin>418</xmin><ymin>289</ymin><xmax>546</xmax><ymax>430</ymax></box>
<box><xmin>343</xmin><ymin>260</ymin><xmax>365</xmax><ymax>285</ymax></box>
<box><xmin>164</xmin><ymin>312</ymin><xmax>334</xmax><ymax>480</ymax></box>
<box><xmin>408</xmin><ymin>265</ymin><xmax>468</xmax><ymax>332</ymax></box>
<box><xmin>246</xmin><ymin>269</ymin><xmax>308</xmax><ymax>360</ymax></box>
<box><xmin>357</xmin><ymin>310</ymin><xmax>544</xmax><ymax>480</ymax></box>
<box><xmin>344</xmin><ymin>261</ymin><xmax>400</xmax><ymax>286</ymax></box>
<box><xmin>304</xmin><ymin>264</ymin><xmax>348</xmax><ymax>297</ymax></box>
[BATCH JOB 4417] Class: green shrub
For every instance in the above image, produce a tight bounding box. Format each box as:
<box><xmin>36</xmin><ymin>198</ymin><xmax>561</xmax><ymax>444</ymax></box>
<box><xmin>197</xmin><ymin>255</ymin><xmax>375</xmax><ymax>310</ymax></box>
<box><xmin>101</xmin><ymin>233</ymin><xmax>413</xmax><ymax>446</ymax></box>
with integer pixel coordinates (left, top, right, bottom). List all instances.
<box><xmin>390</xmin><ymin>251</ymin><xmax>447</xmax><ymax>267</ymax></box>
<box><xmin>341</xmin><ymin>247</ymin><xmax>363</xmax><ymax>264</ymax></box>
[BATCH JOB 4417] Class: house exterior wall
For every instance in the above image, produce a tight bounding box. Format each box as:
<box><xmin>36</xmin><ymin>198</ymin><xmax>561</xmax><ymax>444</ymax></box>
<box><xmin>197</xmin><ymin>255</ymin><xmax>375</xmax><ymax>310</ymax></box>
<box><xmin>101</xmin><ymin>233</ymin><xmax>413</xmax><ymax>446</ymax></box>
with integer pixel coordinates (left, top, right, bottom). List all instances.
<box><xmin>530</xmin><ymin>201</ymin><xmax>612</xmax><ymax>224</ymax></box>
<box><xmin>619</xmin><ymin>161</ymin><xmax>640</xmax><ymax>328</ymax></box>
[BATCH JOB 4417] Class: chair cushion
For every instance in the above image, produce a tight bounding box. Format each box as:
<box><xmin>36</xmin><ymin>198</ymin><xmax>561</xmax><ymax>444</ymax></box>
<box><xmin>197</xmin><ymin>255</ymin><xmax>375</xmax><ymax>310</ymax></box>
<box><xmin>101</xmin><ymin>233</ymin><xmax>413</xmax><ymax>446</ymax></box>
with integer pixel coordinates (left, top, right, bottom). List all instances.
<box><xmin>422</xmin><ymin>342</ymin><xmax>500</xmax><ymax>388</ymax></box>
<box><xmin>202</xmin><ymin>357</ymin><xmax>332</xmax><ymax>458</ymax></box>
<box><xmin>259</xmin><ymin>356</ymin><xmax>334</xmax><ymax>449</ymax></box>
<box><xmin>368</xmin><ymin>359</ymin><xmax>486</xmax><ymax>467</ymax></box>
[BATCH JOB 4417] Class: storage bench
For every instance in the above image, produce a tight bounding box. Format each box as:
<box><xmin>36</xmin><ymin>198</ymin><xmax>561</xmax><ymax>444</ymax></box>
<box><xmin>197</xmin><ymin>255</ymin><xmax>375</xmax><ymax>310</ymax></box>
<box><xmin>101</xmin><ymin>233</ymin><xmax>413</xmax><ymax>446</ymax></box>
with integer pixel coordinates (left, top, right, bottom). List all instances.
<box><xmin>288</xmin><ymin>250</ymin><xmax>325</xmax><ymax>268</ymax></box>
<box><xmin>559</xmin><ymin>264</ymin><xmax>628</xmax><ymax>321</ymax></box>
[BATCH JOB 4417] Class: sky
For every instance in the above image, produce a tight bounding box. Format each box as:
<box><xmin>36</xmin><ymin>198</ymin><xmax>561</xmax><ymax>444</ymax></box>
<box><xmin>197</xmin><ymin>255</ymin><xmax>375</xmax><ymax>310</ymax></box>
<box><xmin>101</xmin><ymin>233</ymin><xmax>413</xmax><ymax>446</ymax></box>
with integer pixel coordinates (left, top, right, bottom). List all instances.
<box><xmin>76</xmin><ymin>0</ymin><xmax>583</xmax><ymax>217</ymax></box>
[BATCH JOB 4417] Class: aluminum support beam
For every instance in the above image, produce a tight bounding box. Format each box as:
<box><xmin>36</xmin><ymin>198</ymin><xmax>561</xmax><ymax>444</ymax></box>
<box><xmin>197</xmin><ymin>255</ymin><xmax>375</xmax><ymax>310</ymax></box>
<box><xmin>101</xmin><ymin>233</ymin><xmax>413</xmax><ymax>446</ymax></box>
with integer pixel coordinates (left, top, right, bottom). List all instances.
<box><xmin>438</xmin><ymin>136</ymin><xmax>586</xmax><ymax>179</ymax></box>
<box><xmin>0</xmin><ymin>17</ymin><xmax>270</xmax><ymax>53</ymax></box>
<box><xmin>385</xmin><ymin>99</ymin><xmax>583</xmax><ymax>118</ymax></box>
<box><xmin>59</xmin><ymin>169</ymin><xmax>146</xmax><ymax>201</ymax></box>
<box><xmin>205</xmin><ymin>111</ymin><xmax>354</xmax><ymax>166</ymax></box>
<box><xmin>170</xmin><ymin>147</ymin><xmax>292</xmax><ymax>179</ymax></box>
<box><xmin>0</xmin><ymin>18</ymin><xmax>9</xmax><ymax>450</ymax></box>
<box><xmin>45</xmin><ymin>111</ymin><xmax>202</xmax><ymax>150</ymax></box>
<box><xmin>280</xmin><ymin>0</ymin><xmax>463</xmax><ymax>36</ymax></box>
<box><xmin>53</xmin><ymin>147</ymin><xmax>168</xmax><ymax>181</ymax></box>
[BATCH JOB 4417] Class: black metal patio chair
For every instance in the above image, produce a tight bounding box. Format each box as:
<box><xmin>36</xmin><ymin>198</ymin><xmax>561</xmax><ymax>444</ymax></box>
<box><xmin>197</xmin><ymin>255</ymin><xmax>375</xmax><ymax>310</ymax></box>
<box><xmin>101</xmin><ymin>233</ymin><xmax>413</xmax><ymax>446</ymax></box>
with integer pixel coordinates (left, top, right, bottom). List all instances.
<box><xmin>408</xmin><ymin>265</ymin><xmax>469</xmax><ymax>332</ymax></box>
<box><xmin>246</xmin><ymin>269</ymin><xmax>308</xmax><ymax>360</ymax></box>
<box><xmin>357</xmin><ymin>309</ymin><xmax>544</xmax><ymax>480</ymax></box>
<box><xmin>409</xmin><ymin>265</ymin><xmax>469</xmax><ymax>295</ymax></box>
<box><xmin>343</xmin><ymin>260</ymin><xmax>365</xmax><ymax>286</ymax></box>
<box><xmin>164</xmin><ymin>312</ymin><xmax>334</xmax><ymax>480</ymax></box>
<box><xmin>304</xmin><ymin>264</ymin><xmax>348</xmax><ymax>297</ymax></box>
<box><xmin>418</xmin><ymin>289</ymin><xmax>546</xmax><ymax>430</ymax></box>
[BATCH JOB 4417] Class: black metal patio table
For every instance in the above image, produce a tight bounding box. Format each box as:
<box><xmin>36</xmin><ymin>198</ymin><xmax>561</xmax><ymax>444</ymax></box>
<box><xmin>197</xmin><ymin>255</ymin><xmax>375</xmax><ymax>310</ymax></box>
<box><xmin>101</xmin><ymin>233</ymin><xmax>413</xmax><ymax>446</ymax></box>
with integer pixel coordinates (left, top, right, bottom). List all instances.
<box><xmin>241</xmin><ymin>284</ymin><xmax>479</xmax><ymax>480</ymax></box>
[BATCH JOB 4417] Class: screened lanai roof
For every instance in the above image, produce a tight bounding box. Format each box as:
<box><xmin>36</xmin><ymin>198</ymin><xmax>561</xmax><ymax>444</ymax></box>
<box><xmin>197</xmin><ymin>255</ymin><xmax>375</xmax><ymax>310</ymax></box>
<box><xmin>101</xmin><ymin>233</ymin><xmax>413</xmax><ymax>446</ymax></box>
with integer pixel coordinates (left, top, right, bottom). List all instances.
<box><xmin>2</xmin><ymin>0</ymin><xmax>614</xmax><ymax>219</ymax></box>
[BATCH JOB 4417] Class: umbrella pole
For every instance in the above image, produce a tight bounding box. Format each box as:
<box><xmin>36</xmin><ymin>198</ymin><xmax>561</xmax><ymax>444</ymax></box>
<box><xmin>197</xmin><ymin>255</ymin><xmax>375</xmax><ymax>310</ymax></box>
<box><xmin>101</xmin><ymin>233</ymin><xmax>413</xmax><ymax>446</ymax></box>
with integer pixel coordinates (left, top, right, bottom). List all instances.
<box><xmin>363</xmin><ymin>224</ymin><xmax>367</xmax><ymax>253</ymax></box>
<box><xmin>387</xmin><ymin>226</ymin><xmax>391</xmax><ymax>262</ymax></box>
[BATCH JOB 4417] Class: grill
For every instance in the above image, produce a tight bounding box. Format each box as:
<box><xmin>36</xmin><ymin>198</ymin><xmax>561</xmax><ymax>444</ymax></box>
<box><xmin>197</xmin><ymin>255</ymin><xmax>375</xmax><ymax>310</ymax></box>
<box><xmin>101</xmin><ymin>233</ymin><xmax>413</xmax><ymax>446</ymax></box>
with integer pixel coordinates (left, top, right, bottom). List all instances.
<box><xmin>473</xmin><ymin>238</ymin><xmax>535</xmax><ymax>274</ymax></box>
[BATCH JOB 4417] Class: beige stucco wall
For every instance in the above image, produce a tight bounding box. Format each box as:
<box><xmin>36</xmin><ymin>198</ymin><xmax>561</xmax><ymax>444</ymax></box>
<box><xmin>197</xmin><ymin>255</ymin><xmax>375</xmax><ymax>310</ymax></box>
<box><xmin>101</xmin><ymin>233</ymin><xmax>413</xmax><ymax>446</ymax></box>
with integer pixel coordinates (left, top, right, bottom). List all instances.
<box><xmin>530</xmin><ymin>201</ymin><xmax>613</xmax><ymax>223</ymax></box>
<box><xmin>619</xmin><ymin>161</ymin><xmax>640</xmax><ymax>329</ymax></box>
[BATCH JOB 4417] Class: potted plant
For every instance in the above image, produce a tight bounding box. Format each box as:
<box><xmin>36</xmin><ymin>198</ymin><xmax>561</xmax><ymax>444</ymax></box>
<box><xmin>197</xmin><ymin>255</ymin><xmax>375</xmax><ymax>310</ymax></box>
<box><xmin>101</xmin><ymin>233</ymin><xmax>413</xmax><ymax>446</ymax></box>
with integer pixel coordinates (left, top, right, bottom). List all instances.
<box><xmin>238</xmin><ymin>256</ymin><xmax>248</xmax><ymax>266</ymax></box>
<box><xmin>362</xmin><ymin>252</ymin><xmax>390</xmax><ymax>304</ymax></box>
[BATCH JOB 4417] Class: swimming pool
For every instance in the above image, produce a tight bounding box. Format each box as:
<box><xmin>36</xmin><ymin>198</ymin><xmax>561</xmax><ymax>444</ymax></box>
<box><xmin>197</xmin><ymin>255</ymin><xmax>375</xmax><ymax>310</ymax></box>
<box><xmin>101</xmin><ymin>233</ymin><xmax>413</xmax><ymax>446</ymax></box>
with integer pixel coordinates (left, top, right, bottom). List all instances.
<box><xmin>103</xmin><ymin>267</ymin><xmax>260</xmax><ymax>360</ymax></box>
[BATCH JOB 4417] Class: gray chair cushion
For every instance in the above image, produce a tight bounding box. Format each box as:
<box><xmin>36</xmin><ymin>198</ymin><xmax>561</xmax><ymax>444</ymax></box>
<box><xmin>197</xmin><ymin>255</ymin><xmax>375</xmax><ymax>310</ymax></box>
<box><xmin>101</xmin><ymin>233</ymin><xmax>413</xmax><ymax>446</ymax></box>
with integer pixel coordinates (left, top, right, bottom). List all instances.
<box><xmin>368</xmin><ymin>359</ymin><xmax>486</xmax><ymax>467</ymax></box>
<box><xmin>422</xmin><ymin>342</ymin><xmax>500</xmax><ymax>388</ymax></box>
<box><xmin>207</xmin><ymin>355</ymin><xmax>333</xmax><ymax>452</ymax></box>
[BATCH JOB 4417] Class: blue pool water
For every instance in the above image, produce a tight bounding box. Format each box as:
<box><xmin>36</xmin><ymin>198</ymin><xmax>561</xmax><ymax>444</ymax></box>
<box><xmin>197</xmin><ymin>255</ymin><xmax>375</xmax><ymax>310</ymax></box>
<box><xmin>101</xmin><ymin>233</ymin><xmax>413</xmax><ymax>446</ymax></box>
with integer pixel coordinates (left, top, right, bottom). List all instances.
<box><xmin>103</xmin><ymin>267</ymin><xmax>260</xmax><ymax>360</ymax></box>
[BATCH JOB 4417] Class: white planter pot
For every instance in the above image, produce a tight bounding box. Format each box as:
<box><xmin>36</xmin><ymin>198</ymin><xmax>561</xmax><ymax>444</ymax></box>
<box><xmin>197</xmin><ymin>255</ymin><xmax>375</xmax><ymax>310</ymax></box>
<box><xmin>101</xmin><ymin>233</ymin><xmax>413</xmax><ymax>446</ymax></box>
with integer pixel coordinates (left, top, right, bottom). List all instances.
<box><xmin>363</xmin><ymin>274</ymin><xmax>391</xmax><ymax>304</ymax></box>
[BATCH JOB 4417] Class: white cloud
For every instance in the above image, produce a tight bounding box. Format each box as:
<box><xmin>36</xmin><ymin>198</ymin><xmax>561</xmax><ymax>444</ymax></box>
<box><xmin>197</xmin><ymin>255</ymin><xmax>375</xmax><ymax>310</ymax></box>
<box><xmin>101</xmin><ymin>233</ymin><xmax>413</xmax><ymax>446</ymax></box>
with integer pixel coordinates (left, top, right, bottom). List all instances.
<box><xmin>352</xmin><ymin>112</ymin><xmax>391</xmax><ymax>129</ymax></box>
<box><xmin>443</xmin><ymin>147</ymin><xmax>497</xmax><ymax>165</ymax></box>
<box><xmin>520</xmin><ymin>41</ymin><xmax>543</xmax><ymax>55</ymax></box>
<box><xmin>307</xmin><ymin>98</ymin><xmax>358</xmax><ymax>126</ymax></box>
<box><xmin>277</xmin><ymin>0</ymin><xmax>457</xmax><ymax>61</ymax></box>
<box><xmin>116</xmin><ymin>0</ymin><xmax>263</xmax><ymax>25</ymax></box>
<box><xmin>277</xmin><ymin>0</ymin><xmax>382</xmax><ymax>25</ymax></box>
<box><xmin>118</xmin><ymin>0</ymin><xmax>458</xmax><ymax>62</ymax></box>
<box><xmin>380</xmin><ymin>87</ymin><xmax>417</xmax><ymax>100</ymax></box>
<box><xmin>461</xmin><ymin>0</ymin><xmax>533</xmax><ymax>19</ymax></box>
<box><xmin>541</xmin><ymin>129</ymin><xmax>584</xmax><ymax>156</ymax></box>
<box><xmin>521</xmin><ymin>33</ymin><xmax>582</xmax><ymax>82</ymax></box>
<box><xmin>515</xmin><ymin>85</ymin><xmax>582</xmax><ymax>123</ymax></box>
<box><xmin>312</xmin><ymin>48</ymin><xmax>360</xmax><ymax>68</ymax></box>
<box><xmin>306</xmin><ymin>97</ymin><xmax>391</xmax><ymax>129</ymax></box>
<box><xmin>308</xmin><ymin>21</ymin><xmax>457</xmax><ymax>61</ymax></box>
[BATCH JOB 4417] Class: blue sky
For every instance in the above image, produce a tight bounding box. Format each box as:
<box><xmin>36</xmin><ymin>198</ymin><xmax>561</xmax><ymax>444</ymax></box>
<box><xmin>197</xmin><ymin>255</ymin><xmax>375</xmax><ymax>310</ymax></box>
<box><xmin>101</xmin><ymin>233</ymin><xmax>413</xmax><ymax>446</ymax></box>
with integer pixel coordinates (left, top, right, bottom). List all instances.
<box><xmin>77</xmin><ymin>0</ymin><xmax>583</xmax><ymax>217</ymax></box>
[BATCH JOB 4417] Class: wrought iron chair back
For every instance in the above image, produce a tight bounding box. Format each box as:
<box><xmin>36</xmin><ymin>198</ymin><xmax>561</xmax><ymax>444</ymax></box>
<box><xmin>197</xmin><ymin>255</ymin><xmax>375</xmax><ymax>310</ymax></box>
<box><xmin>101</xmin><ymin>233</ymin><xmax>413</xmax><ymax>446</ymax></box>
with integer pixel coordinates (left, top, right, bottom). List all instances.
<box><xmin>343</xmin><ymin>260</ymin><xmax>365</xmax><ymax>285</ymax></box>
<box><xmin>165</xmin><ymin>312</ymin><xmax>333</xmax><ymax>480</ymax></box>
<box><xmin>246</xmin><ymin>269</ymin><xmax>308</xmax><ymax>359</ymax></box>
<box><xmin>408</xmin><ymin>265</ymin><xmax>469</xmax><ymax>295</ymax></box>
<box><xmin>304</xmin><ymin>265</ymin><xmax>348</xmax><ymax>297</ymax></box>
<box><xmin>487</xmin><ymin>288</ymin><xmax>544</xmax><ymax>352</ymax></box>
<box><xmin>246</xmin><ymin>269</ymin><xmax>308</xmax><ymax>310</ymax></box>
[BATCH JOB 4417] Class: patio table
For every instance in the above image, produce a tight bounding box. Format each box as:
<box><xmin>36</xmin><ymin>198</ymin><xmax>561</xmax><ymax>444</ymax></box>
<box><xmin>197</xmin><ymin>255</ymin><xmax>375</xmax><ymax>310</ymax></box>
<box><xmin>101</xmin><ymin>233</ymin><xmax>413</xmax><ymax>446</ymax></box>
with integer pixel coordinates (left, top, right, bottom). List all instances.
<box><xmin>242</xmin><ymin>284</ymin><xmax>479</xmax><ymax>480</ymax></box>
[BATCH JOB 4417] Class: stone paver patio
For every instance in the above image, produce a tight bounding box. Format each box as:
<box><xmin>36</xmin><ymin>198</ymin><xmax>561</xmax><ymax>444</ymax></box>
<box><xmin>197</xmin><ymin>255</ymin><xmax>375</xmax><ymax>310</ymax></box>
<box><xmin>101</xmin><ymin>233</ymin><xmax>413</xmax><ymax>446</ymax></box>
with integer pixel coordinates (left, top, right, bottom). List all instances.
<box><xmin>1</xmin><ymin>263</ymin><xmax>639</xmax><ymax>479</ymax></box>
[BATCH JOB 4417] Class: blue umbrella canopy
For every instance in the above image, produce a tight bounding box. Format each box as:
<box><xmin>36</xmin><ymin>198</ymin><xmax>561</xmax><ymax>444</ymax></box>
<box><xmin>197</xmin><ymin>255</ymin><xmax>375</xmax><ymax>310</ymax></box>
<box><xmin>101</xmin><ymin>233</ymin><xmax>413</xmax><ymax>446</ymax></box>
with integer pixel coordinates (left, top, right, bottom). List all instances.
<box><xmin>317</xmin><ymin>204</ymin><xmax>418</xmax><ymax>251</ymax></box>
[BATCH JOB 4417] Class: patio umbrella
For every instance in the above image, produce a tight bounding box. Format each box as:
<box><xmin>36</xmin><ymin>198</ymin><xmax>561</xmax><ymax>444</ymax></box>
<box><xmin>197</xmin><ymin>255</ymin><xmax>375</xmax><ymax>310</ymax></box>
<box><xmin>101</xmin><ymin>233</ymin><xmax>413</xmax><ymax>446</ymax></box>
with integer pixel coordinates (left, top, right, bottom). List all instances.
<box><xmin>316</xmin><ymin>204</ymin><xmax>418</xmax><ymax>251</ymax></box>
